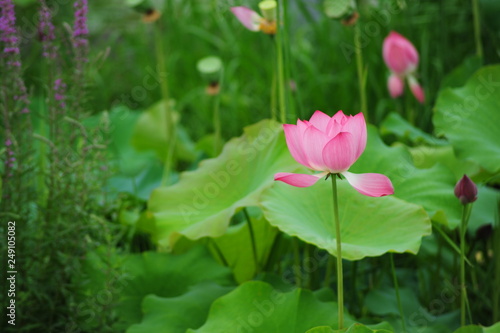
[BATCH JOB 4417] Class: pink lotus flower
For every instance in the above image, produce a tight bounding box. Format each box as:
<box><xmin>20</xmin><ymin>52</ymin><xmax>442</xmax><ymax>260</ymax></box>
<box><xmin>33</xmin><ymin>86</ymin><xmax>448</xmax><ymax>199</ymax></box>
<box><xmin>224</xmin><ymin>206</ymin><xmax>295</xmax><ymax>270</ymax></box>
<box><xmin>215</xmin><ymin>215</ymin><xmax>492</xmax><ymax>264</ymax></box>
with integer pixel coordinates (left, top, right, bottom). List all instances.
<box><xmin>231</xmin><ymin>3</ymin><xmax>276</xmax><ymax>35</ymax></box>
<box><xmin>383</xmin><ymin>31</ymin><xmax>425</xmax><ymax>103</ymax></box>
<box><xmin>454</xmin><ymin>175</ymin><xmax>478</xmax><ymax>205</ymax></box>
<box><xmin>275</xmin><ymin>110</ymin><xmax>394</xmax><ymax>197</ymax></box>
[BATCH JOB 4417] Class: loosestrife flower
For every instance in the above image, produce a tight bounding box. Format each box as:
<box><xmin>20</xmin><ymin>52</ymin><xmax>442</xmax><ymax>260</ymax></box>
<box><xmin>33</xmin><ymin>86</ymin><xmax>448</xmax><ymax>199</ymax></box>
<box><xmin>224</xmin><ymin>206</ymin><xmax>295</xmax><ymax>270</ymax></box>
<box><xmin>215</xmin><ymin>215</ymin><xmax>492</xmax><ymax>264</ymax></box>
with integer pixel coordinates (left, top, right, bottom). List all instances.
<box><xmin>72</xmin><ymin>0</ymin><xmax>88</xmax><ymax>64</ymax></box>
<box><xmin>0</xmin><ymin>0</ymin><xmax>30</xmax><ymax>113</ymax></box>
<box><xmin>274</xmin><ymin>110</ymin><xmax>394</xmax><ymax>197</ymax></box>
<box><xmin>39</xmin><ymin>0</ymin><xmax>56</xmax><ymax>59</ymax></box>
<box><xmin>231</xmin><ymin>1</ymin><xmax>277</xmax><ymax>35</ymax></box>
<box><xmin>383</xmin><ymin>31</ymin><xmax>425</xmax><ymax>103</ymax></box>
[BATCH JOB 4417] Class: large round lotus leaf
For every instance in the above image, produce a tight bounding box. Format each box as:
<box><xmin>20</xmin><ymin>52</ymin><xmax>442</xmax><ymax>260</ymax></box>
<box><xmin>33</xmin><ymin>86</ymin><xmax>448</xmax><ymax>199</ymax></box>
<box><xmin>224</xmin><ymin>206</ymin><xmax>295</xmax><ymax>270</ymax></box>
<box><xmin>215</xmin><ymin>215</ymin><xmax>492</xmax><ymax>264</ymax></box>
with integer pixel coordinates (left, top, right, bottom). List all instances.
<box><xmin>261</xmin><ymin>178</ymin><xmax>430</xmax><ymax>260</ymax></box>
<box><xmin>116</xmin><ymin>247</ymin><xmax>233</xmax><ymax>328</ymax></box>
<box><xmin>126</xmin><ymin>282</ymin><xmax>233</xmax><ymax>333</ymax></box>
<box><xmin>349</xmin><ymin>126</ymin><xmax>496</xmax><ymax>229</ymax></box>
<box><xmin>434</xmin><ymin>65</ymin><xmax>500</xmax><ymax>175</ymax></box>
<box><xmin>148</xmin><ymin>120</ymin><xmax>297</xmax><ymax>248</ymax></box>
<box><xmin>187</xmin><ymin>281</ymin><xmax>356</xmax><ymax>333</ymax></box>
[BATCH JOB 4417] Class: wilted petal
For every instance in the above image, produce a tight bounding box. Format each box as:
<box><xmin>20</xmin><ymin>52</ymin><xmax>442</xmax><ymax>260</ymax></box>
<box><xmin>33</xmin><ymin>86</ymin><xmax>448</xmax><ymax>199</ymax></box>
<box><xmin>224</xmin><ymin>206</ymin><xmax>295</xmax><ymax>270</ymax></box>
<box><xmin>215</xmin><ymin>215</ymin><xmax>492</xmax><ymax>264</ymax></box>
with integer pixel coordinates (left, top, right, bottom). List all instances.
<box><xmin>388</xmin><ymin>73</ymin><xmax>404</xmax><ymax>98</ymax></box>
<box><xmin>340</xmin><ymin>112</ymin><xmax>366</xmax><ymax>160</ymax></box>
<box><xmin>322</xmin><ymin>132</ymin><xmax>357</xmax><ymax>173</ymax></box>
<box><xmin>274</xmin><ymin>172</ymin><xmax>326</xmax><ymax>187</ymax></box>
<box><xmin>408</xmin><ymin>75</ymin><xmax>425</xmax><ymax>103</ymax></box>
<box><xmin>283</xmin><ymin>124</ymin><xmax>310</xmax><ymax>168</ymax></box>
<box><xmin>309</xmin><ymin>110</ymin><xmax>331</xmax><ymax>132</ymax></box>
<box><xmin>342</xmin><ymin>171</ymin><xmax>394</xmax><ymax>197</ymax></box>
<box><xmin>231</xmin><ymin>7</ymin><xmax>261</xmax><ymax>31</ymax></box>
<box><xmin>302</xmin><ymin>125</ymin><xmax>331</xmax><ymax>170</ymax></box>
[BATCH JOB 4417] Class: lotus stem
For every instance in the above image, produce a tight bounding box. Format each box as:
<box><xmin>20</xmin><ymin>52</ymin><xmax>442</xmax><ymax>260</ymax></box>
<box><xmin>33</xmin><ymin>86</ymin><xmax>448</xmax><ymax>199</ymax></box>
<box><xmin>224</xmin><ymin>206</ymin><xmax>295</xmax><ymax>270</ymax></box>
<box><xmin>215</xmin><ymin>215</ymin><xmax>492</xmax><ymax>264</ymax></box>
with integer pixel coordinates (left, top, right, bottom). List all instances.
<box><xmin>471</xmin><ymin>0</ymin><xmax>483</xmax><ymax>59</ymax></box>
<box><xmin>390</xmin><ymin>253</ymin><xmax>407</xmax><ymax>332</ymax></box>
<box><xmin>155</xmin><ymin>20</ymin><xmax>176</xmax><ymax>186</ymax></box>
<box><xmin>243</xmin><ymin>208</ymin><xmax>260</xmax><ymax>274</ymax></box>
<box><xmin>354</xmin><ymin>23</ymin><xmax>367</xmax><ymax>121</ymax></box>
<box><xmin>460</xmin><ymin>203</ymin><xmax>472</xmax><ymax>326</ymax></box>
<box><xmin>275</xmin><ymin>1</ymin><xmax>287</xmax><ymax>123</ymax></box>
<box><xmin>331</xmin><ymin>175</ymin><xmax>344</xmax><ymax>329</ymax></box>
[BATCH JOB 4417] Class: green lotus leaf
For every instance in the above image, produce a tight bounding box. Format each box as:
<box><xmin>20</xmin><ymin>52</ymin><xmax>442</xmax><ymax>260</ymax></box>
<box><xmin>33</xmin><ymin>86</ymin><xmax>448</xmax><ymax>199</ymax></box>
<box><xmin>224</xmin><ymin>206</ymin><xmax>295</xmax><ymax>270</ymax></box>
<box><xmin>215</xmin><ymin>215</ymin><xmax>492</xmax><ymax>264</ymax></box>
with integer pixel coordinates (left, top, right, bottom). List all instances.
<box><xmin>212</xmin><ymin>215</ymin><xmax>278</xmax><ymax>283</ymax></box>
<box><xmin>126</xmin><ymin>282</ymin><xmax>233</xmax><ymax>333</ymax></box>
<box><xmin>349</xmin><ymin>126</ymin><xmax>497</xmax><ymax>229</ymax></box>
<box><xmin>131</xmin><ymin>99</ymin><xmax>198</xmax><ymax>163</ymax></box>
<box><xmin>187</xmin><ymin>281</ymin><xmax>356</xmax><ymax>333</ymax></box>
<box><xmin>381</xmin><ymin>112</ymin><xmax>446</xmax><ymax>146</ymax></box>
<box><xmin>261</xmin><ymin>176</ymin><xmax>430</xmax><ymax>260</ymax></box>
<box><xmin>76</xmin><ymin>246</ymin><xmax>234</xmax><ymax>330</ymax></box>
<box><xmin>434</xmin><ymin>65</ymin><xmax>500</xmax><ymax>175</ymax></box>
<box><xmin>148</xmin><ymin>119</ymin><xmax>297</xmax><ymax>249</ymax></box>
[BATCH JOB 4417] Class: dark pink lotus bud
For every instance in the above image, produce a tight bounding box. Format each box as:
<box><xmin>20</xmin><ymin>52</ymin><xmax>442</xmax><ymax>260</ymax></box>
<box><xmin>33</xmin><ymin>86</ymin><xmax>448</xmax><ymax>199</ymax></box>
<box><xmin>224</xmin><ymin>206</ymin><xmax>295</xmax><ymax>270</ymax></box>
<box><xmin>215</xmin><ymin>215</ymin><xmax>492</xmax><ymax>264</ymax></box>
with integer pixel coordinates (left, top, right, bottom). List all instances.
<box><xmin>454</xmin><ymin>175</ymin><xmax>478</xmax><ymax>205</ymax></box>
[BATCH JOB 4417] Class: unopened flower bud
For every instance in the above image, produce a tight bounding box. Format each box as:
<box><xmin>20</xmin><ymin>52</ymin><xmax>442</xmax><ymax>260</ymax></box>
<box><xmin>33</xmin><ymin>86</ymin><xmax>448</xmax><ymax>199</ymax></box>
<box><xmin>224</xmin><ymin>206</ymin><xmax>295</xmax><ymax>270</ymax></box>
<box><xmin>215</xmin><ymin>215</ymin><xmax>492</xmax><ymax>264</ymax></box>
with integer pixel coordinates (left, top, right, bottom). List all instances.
<box><xmin>454</xmin><ymin>175</ymin><xmax>478</xmax><ymax>205</ymax></box>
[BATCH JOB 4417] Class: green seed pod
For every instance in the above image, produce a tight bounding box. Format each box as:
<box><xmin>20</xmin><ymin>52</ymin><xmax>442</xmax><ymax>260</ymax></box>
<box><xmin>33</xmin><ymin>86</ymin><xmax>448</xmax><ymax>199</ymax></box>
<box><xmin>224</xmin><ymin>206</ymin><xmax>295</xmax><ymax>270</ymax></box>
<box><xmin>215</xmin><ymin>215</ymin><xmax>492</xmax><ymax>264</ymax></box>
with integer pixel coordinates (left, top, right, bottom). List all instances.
<box><xmin>197</xmin><ymin>56</ymin><xmax>223</xmax><ymax>83</ymax></box>
<box><xmin>258</xmin><ymin>0</ymin><xmax>277</xmax><ymax>22</ymax></box>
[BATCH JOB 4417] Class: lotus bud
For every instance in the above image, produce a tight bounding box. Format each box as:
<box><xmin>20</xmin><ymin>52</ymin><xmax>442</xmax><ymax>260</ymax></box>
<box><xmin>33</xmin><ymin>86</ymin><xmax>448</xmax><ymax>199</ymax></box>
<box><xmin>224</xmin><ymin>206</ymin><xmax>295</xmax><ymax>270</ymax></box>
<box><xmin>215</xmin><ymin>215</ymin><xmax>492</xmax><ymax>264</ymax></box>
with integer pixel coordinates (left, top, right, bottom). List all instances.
<box><xmin>454</xmin><ymin>175</ymin><xmax>478</xmax><ymax>205</ymax></box>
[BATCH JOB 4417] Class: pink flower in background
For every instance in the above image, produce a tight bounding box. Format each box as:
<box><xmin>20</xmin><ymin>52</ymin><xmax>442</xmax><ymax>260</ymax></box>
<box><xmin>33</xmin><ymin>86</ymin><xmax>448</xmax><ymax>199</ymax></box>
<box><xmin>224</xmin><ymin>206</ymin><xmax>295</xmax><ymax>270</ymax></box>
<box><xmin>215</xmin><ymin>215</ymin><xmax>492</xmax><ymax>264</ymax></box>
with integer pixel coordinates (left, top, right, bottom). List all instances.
<box><xmin>275</xmin><ymin>110</ymin><xmax>394</xmax><ymax>197</ymax></box>
<box><xmin>231</xmin><ymin>2</ymin><xmax>277</xmax><ymax>35</ymax></box>
<box><xmin>383</xmin><ymin>31</ymin><xmax>425</xmax><ymax>103</ymax></box>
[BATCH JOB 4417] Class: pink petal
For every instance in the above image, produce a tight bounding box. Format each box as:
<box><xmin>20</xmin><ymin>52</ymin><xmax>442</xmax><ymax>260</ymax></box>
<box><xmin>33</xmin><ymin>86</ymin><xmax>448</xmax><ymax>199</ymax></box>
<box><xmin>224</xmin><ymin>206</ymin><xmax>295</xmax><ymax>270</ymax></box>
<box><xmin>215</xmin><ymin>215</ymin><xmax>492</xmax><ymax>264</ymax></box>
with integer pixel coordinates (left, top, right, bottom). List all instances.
<box><xmin>274</xmin><ymin>172</ymin><xmax>325</xmax><ymax>187</ymax></box>
<box><xmin>383</xmin><ymin>31</ymin><xmax>419</xmax><ymax>75</ymax></box>
<box><xmin>388</xmin><ymin>73</ymin><xmax>404</xmax><ymax>98</ymax></box>
<box><xmin>342</xmin><ymin>171</ymin><xmax>394</xmax><ymax>197</ymax></box>
<box><xmin>322</xmin><ymin>132</ymin><xmax>357</xmax><ymax>173</ymax></box>
<box><xmin>340</xmin><ymin>112</ymin><xmax>366</xmax><ymax>160</ymax></box>
<box><xmin>331</xmin><ymin>110</ymin><xmax>347</xmax><ymax>125</ymax></box>
<box><xmin>231</xmin><ymin>7</ymin><xmax>261</xmax><ymax>31</ymax></box>
<box><xmin>302</xmin><ymin>125</ymin><xmax>331</xmax><ymax>171</ymax></box>
<box><xmin>408</xmin><ymin>75</ymin><xmax>425</xmax><ymax>104</ymax></box>
<box><xmin>283</xmin><ymin>124</ymin><xmax>311</xmax><ymax>168</ymax></box>
<box><xmin>308</xmin><ymin>110</ymin><xmax>331</xmax><ymax>132</ymax></box>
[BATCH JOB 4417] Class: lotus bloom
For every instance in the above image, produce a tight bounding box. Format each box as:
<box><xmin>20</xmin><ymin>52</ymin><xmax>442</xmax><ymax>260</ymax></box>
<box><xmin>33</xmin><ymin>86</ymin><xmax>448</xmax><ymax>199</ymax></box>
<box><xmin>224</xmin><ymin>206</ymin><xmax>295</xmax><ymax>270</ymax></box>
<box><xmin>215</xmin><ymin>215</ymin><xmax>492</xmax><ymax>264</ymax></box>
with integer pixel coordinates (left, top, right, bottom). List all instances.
<box><xmin>275</xmin><ymin>111</ymin><xmax>394</xmax><ymax>197</ymax></box>
<box><xmin>231</xmin><ymin>1</ymin><xmax>277</xmax><ymax>35</ymax></box>
<box><xmin>454</xmin><ymin>175</ymin><xmax>478</xmax><ymax>205</ymax></box>
<box><xmin>383</xmin><ymin>31</ymin><xmax>425</xmax><ymax>103</ymax></box>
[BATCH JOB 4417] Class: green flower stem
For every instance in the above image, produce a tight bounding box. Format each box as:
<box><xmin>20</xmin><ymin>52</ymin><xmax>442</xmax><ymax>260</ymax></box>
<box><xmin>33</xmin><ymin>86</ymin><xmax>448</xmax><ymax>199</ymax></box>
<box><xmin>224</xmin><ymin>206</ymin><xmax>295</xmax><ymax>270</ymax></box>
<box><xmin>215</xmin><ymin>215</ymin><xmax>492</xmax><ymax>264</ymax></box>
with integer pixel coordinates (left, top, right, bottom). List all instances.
<box><xmin>243</xmin><ymin>208</ymin><xmax>260</xmax><ymax>274</ymax></box>
<box><xmin>155</xmin><ymin>21</ymin><xmax>176</xmax><ymax>186</ymax></box>
<box><xmin>212</xmin><ymin>69</ymin><xmax>223</xmax><ymax>155</ymax></box>
<box><xmin>354</xmin><ymin>23</ymin><xmax>368</xmax><ymax>121</ymax></box>
<box><xmin>390</xmin><ymin>253</ymin><xmax>407</xmax><ymax>333</ymax></box>
<box><xmin>210</xmin><ymin>238</ymin><xmax>229</xmax><ymax>267</ymax></box>
<box><xmin>471</xmin><ymin>0</ymin><xmax>483</xmax><ymax>59</ymax></box>
<box><xmin>460</xmin><ymin>203</ymin><xmax>473</xmax><ymax>326</ymax></box>
<box><xmin>292</xmin><ymin>237</ymin><xmax>302</xmax><ymax>287</ymax></box>
<box><xmin>275</xmin><ymin>5</ymin><xmax>287</xmax><ymax>123</ymax></box>
<box><xmin>324</xmin><ymin>255</ymin><xmax>334</xmax><ymax>288</ymax></box>
<box><xmin>331</xmin><ymin>175</ymin><xmax>344</xmax><ymax>329</ymax></box>
<box><xmin>271</xmin><ymin>54</ymin><xmax>277</xmax><ymax>121</ymax></box>
<box><xmin>493</xmin><ymin>197</ymin><xmax>500</xmax><ymax>322</ymax></box>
